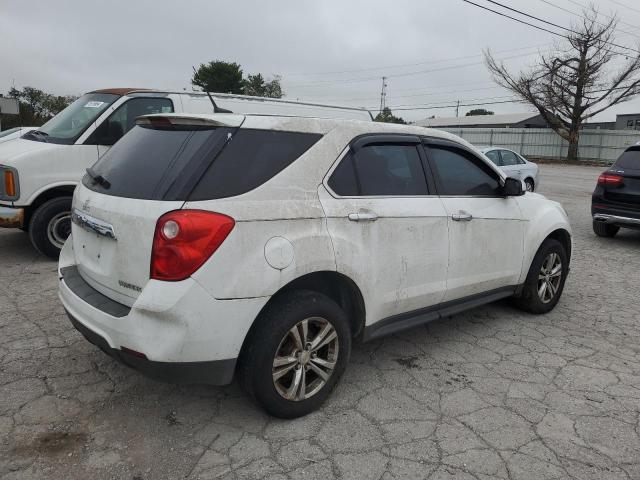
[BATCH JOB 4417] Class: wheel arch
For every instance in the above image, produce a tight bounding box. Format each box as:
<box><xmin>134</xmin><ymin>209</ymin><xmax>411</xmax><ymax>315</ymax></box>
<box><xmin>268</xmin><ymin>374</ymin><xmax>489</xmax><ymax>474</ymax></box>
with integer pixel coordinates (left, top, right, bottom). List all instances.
<box><xmin>238</xmin><ymin>271</ymin><xmax>366</xmax><ymax>362</ymax></box>
<box><xmin>24</xmin><ymin>184</ymin><xmax>76</xmax><ymax>228</ymax></box>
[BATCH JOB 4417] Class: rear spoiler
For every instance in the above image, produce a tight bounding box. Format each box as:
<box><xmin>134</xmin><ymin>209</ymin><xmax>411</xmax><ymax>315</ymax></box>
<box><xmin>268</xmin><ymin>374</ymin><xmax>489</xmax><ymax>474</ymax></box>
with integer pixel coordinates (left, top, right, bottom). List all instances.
<box><xmin>136</xmin><ymin>114</ymin><xmax>245</xmax><ymax>128</ymax></box>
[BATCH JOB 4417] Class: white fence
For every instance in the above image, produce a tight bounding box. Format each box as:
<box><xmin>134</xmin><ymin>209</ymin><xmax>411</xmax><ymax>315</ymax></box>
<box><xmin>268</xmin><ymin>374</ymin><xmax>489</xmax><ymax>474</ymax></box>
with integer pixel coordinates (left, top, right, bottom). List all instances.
<box><xmin>438</xmin><ymin>127</ymin><xmax>640</xmax><ymax>163</ymax></box>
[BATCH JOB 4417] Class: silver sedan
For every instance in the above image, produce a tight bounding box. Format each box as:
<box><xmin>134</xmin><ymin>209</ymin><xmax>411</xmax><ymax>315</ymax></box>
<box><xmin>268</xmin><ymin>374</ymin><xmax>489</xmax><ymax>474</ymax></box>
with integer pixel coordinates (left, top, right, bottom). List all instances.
<box><xmin>479</xmin><ymin>147</ymin><xmax>540</xmax><ymax>192</ymax></box>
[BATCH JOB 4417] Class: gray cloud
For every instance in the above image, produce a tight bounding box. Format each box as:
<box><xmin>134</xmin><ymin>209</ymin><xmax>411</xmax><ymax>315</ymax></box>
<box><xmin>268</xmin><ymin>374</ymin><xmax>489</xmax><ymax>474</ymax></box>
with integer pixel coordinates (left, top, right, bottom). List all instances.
<box><xmin>2</xmin><ymin>0</ymin><xmax>640</xmax><ymax>122</ymax></box>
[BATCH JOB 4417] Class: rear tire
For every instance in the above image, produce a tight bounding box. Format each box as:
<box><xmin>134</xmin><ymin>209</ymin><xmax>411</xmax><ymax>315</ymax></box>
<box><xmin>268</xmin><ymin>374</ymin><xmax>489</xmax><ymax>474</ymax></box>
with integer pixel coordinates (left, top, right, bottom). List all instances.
<box><xmin>514</xmin><ymin>238</ymin><xmax>568</xmax><ymax>314</ymax></box>
<box><xmin>593</xmin><ymin>220</ymin><xmax>619</xmax><ymax>238</ymax></box>
<box><xmin>28</xmin><ymin>197</ymin><xmax>72</xmax><ymax>259</ymax></box>
<box><xmin>238</xmin><ymin>290</ymin><xmax>351</xmax><ymax>419</ymax></box>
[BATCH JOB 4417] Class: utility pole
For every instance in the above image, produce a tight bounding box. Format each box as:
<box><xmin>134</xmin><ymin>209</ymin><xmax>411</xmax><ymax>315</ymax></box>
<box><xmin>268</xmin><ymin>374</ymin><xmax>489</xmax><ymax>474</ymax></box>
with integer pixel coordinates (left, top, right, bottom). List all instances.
<box><xmin>455</xmin><ymin>100</ymin><xmax>460</xmax><ymax>117</ymax></box>
<box><xmin>379</xmin><ymin>77</ymin><xmax>387</xmax><ymax>113</ymax></box>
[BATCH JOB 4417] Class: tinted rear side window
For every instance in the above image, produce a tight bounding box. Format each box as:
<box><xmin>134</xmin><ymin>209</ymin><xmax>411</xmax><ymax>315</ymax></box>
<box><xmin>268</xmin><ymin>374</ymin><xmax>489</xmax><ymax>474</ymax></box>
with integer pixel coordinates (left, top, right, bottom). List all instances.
<box><xmin>615</xmin><ymin>148</ymin><xmax>640</xmax><ymax>170</ymax></box>
<box><xmin>328</xmin><ymin>152</ymin><xmax>359</xmax><ymax>196</ymax></box>
<box><xmin>84</xmin><ymin>125</ymin><xmax>234</xmax><ymax>200</ymax></box>
<box><xmin>188</xmin><ymin>129</ymin><xmax>322</xmax><ymax>200</ymax></box>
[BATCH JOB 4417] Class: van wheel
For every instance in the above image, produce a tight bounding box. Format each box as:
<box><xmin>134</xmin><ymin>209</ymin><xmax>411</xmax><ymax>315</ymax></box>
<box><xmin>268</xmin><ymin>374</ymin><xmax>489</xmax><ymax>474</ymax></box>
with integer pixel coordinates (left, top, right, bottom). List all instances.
<box><xmin>513</xmin><ymin>238</ymin><xmax>568</xmax><ymax>314</ymax></box>
<box><xmin>593</xmin><ymin>220</ymin><xmax>619</xmax><ymax>238</ymax></box>
<box><xmin>238</xmin><ymin>290</ymin><xmax>351</xmax><ymax>418</ymax></box>
<box><xmin>29</xmin><ymin>197</ymin><xmax>72</xmax><ymax>259</ymax></box>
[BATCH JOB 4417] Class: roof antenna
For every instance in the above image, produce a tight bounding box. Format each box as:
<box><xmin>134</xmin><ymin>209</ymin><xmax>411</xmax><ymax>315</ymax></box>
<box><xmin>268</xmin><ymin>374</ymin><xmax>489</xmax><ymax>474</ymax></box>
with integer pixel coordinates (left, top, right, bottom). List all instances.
<box><xmin>192</xmin><ymin>66</ymin><xmax>232</xmax><ymax>114</ymax></box>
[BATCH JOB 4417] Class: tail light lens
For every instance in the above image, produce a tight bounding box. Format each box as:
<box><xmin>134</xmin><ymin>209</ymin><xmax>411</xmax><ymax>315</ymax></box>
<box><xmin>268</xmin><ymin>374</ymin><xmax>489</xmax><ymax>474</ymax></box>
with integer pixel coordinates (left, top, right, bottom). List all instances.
<box><xmin>151</xmin><ymin>210</ymin><xmax>235</xmax><ymax>281</ymax></box>
<box><xmin>597</xmin><ymin>172</ymin><xmax>624</xmax><ymax>187</ymax></box>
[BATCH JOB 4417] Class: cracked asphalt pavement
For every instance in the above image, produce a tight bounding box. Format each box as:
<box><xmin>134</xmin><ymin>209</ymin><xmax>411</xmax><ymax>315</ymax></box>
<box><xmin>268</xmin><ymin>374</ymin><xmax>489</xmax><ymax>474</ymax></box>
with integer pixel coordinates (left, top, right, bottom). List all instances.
<box><xmin>1</xmin><ymin>163</ymin><xmax>640</xmax><ymax>479</ymax></box>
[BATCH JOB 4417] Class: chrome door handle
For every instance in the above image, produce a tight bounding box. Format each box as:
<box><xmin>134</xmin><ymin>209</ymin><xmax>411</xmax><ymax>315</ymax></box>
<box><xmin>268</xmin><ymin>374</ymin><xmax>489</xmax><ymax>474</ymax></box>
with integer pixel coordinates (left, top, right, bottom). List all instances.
<box><xmin>451</xmin><ymin>210</ymin><xmax>473</xmax><ymax>222</ymax></box>
<box><xmin>348</xmin><ymin>212</ymin><xmax>378</xmax><ymax>222</ymax></box>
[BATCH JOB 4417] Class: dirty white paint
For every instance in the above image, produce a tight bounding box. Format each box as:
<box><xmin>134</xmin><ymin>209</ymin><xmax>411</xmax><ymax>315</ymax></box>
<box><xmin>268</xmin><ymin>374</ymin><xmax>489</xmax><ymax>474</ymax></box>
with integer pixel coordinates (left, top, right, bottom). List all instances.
<box><xmin>59</xmin><ymin>114</ymin><xmax>572</xmax><ymax>368</ymax></box>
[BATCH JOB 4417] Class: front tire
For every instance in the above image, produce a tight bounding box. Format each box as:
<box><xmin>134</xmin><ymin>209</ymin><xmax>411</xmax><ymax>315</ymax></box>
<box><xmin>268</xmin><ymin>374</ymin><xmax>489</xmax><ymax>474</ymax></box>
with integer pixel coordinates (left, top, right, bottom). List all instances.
<box><xmin>524</xmin><ymin>178</ymin><xmax>535</xmax><ymax>192</ymax></box>
<box><xmin>28</xmin><ymin>197</ymin><xmax>72</xmax><ymax>259</ymax></box>
<box><xmin>238</xmin><ymin>290</ymin><xmax>351</xmax><ymax>419</ymax></box>
<box><xmin>514</xmin><ymin>238</ymin><xmax>568</xmax><ymax>314</ymax></box>
<box><xmin>593</xmin><ymin>220</ymin><xmax>619</xmax><ymax>238</ymax></box>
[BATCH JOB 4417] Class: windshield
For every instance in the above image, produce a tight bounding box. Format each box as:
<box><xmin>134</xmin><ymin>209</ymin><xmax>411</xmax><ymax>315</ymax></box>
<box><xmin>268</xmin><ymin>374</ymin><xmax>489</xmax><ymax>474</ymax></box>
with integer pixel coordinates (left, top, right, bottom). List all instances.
<box><xmin>26</xmin><ymin>93</ymin><xmax>119</xmax><ymax>145</ymax></box>
<box><xmin>0</xmin><ymin>127</ymin><xmax>23</xmax><ymax>139</ymax></box>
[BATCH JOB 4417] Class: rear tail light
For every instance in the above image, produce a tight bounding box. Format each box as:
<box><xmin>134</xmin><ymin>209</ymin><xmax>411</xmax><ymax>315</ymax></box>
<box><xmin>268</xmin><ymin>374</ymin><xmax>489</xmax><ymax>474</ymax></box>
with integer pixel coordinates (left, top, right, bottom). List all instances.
<box><xmin>4</xmin><ymin>170</ymin><xmax>16</xmax><ymax>197</ymax></box>
<box><xmin>151</xmin><ymin>210</ymin><xmax>235</xmax><ymax>281</ymax></box>
<box><xmin>597</xmin><ymin>172</ymin><xmax>624</xmax><ymax>187</ymax></box>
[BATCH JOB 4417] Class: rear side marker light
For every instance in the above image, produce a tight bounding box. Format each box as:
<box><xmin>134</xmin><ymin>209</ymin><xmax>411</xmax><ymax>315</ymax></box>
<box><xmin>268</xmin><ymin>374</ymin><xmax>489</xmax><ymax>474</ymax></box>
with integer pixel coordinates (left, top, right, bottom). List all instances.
<box><xmin>151</xmin><ymin>210</ymin><xmax>235</xmax><ymax>281</ymax></box>
<box><xmin>597</xmin><ymin>173</ymin><xmax>624</xmax><ymax>187</ymax></box>
<box><xmin>4</xmin><ymin>170</ymin><xmax>16</xmax><ymax>197</ymax></box>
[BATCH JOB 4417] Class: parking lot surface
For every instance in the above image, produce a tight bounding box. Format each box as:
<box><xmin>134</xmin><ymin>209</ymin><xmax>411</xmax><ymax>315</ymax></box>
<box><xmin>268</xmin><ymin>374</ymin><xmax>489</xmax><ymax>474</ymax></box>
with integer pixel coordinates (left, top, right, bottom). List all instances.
<box><xmin>1</xmin><ymin>163</ymin><xmax>639</xmax><ymax>480</ymax></box>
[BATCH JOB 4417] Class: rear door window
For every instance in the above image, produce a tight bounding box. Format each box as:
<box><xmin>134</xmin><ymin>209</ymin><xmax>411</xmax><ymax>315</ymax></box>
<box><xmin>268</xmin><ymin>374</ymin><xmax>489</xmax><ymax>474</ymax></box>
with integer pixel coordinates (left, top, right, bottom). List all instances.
<box><xmin>500</xmin><ymin>150</ymin><xmax>520</xmax><ymax>166</ymax></box>
<box><xmin>329</xmin><ymin>143</ymin><xmax>429</xmax><ymax>196</ymax></box>
<box><xmin>484</xmin><ymin>150</ymin><xmax>502</xmax><ymax>166</ymax></box>
<box><xmin>188</xmin><ymin>129</ymin><xmax>322</xmax><ymax>200</ymax></box>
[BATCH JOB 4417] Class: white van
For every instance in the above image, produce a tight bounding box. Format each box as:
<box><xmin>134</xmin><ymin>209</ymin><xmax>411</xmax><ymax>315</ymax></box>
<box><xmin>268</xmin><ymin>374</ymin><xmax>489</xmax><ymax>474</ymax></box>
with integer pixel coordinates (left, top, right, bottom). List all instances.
<box><xmin>0</xmin><ymin>89</ymin><xmax>371</xmax><ymax>257</ymax></box>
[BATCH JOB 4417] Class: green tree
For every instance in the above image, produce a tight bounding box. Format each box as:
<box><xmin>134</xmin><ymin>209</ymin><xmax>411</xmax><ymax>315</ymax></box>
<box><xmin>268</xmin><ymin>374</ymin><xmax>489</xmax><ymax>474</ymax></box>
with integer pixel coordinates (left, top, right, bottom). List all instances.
<box><xmin>374</xmin><ymin>107</ymin><xmax>407</xmax><ymax>124</ymax></box>
<box><xmin>466</xmin><ymin>108</ymin><xmax>494</xmax><ymax>116</ymax></box>
<box><xmin>1</xmin><ymin>87</ymin><xmax>75</xmax><ymax>130</ymax></box>
<box><xmin>192</xmin><ymin>61</ymin><xmax>244</xmax><ymax>94</ymax></box>
<box><xmin>243</xmin><ymin>73</ymin><xmax>284</xmax><ymax>98</ymax></box>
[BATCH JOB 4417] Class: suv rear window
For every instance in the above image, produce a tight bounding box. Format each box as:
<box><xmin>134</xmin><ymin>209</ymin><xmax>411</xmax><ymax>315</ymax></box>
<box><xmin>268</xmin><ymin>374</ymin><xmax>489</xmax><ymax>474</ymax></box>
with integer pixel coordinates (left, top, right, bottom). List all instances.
<box><xmin>84</xmin><ymin>126</ymin><xmax>322</xmax><ymax>201</ymax></box>
<box><xmin>84</xmin><ymin>125</ymin><xmax>235</xmax><ymax>200</ymax></box>
<box><xmin>188</xmin><ymin>129</ymin><xmax>322</xmax><ymax>200</ymax></box>
<box><xmin>615</xmin><ymin>148</ymin><xmax>640</xmax><ymax>170</ymax></box>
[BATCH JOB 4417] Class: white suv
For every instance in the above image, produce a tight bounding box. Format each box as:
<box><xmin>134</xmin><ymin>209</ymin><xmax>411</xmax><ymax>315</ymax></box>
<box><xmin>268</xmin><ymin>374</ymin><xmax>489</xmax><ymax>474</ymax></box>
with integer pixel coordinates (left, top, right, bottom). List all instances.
<box><xmin>58</xmin><ymin>113</ymin><xmax>572</xmax><ymax>418</ymax></box>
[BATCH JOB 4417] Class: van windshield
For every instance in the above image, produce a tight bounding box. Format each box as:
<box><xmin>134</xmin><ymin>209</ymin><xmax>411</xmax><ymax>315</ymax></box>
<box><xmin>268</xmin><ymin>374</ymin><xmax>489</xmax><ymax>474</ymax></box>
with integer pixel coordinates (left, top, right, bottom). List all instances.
<box><xmin>25</xmin><ymin>93</ymin><xmax>119</xmax><ymax>145</ymax></box>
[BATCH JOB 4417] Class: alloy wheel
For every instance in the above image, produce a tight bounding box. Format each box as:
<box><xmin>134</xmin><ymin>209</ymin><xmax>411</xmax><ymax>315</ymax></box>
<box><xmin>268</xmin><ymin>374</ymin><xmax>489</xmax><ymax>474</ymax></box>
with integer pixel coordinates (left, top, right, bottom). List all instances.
<box><xmin>537</xmin><ymin>252</ymin><xmax>562</xmax><ymax>304</ymax></box>
<box><xmin>272</xmin><ymin>317</ymin><xmax>339</xmax><ymax>401</ymax></box>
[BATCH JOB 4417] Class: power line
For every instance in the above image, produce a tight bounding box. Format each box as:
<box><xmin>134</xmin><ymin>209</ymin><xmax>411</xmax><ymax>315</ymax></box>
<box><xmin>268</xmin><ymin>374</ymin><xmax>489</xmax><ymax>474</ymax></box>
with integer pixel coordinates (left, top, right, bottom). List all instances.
<box><xmin>608</xmin><ymin>0</ymin><xmax>640</xmax><ymax>15</ymax></box>
<box><xmin>462</xmin><ymin>0</ymin><xmax>640</xmax><ymax>56</ymax></box>
<box><xmin>283</xmin><ymin>43</ymin><xmax>549</xmax><ymax>78</ymax></box>
<box><xmin>286</xmin><ymin>51</ymin><xmax>539</xmax><ymax>88</ymax></box>
<box><xmin>460</xmin><ymin>0</ymin><xmax>566</xmax><ymax>37</ymax></box>
<box><xmin>552</xmin><ymin>0</ymin><xmax>640</xmax><ymax>38</ymax></box>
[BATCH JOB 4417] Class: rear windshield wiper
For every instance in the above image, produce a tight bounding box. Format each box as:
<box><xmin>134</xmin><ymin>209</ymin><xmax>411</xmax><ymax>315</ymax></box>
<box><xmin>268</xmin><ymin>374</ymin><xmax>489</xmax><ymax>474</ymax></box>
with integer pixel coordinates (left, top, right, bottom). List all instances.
<box><xmin>86</xmin><ymin>167</ymin><xmax>111</xmax><ymax>189</ymax></box>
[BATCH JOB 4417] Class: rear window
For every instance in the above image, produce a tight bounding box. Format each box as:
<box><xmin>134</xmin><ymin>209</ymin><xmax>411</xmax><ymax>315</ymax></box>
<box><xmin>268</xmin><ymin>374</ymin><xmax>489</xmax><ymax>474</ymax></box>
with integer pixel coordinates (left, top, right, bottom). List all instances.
<box><xmin>84</xmin><ymin>125</ymin><xmax>235</xmax><ymax>200</ymax></box>
<box><xmin>188</xmin><ymin>129</ymin><xmax>322</xmax><ymax>200</ymax></box>
<box><xmin>615</xmin><ymin>148</ymin><xmax>640</xmax><ymax>170</ymax></box>
<box><xmin>84</xmin><ymin>126</ymin><xmax>322</xmax><ymax>201</ymax></box>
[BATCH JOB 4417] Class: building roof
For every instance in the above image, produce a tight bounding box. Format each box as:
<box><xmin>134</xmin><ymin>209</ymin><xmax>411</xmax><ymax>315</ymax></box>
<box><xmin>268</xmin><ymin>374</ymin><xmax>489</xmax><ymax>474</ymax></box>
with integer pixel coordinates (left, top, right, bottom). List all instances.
<box><xmin>414</xmin><ymin>112</ymin><xmax>540</xmax><ymax>127</ymax></box>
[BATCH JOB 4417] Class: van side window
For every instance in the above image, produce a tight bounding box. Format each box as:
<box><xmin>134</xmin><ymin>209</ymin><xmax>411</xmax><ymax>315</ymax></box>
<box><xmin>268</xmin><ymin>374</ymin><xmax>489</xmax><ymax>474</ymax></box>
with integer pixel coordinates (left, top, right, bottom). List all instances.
<box><xmin>85</xmin><ymin>98</ymin><xmax>174</xmax><ymax>146</ymax></box>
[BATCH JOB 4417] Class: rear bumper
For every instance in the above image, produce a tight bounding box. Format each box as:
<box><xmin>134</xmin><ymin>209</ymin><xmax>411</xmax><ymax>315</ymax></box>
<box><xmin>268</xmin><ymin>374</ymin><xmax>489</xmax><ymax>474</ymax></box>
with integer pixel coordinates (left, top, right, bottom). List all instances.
<box><xmin>58</xmin><ymin>263</ymin><xmax>269</xmax><ymax>385</ymax></box>
<box><xmin>65</xmin><ymin>309</ymin><xmax>236</xmax><ymax>384</ymax></box>
<box><xmin>593</xmin><ymin>213</ymin><xmax>640</xmax><ymax>228</ymax></box>
<box><xmin>0</xmin><ymin>205</ymin><xmax>24</xmax><ymax>228</ymax></box>
<box><xmin>592</xmin><ymin>199</ymin><xmax>640</xmax><ymax>228</ymax></box>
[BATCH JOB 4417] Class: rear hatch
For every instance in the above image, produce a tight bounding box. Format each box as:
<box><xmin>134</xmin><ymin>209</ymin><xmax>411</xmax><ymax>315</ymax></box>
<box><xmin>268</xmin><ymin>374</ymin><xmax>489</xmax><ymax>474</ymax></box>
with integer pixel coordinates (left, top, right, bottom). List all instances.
<box><xmin>605</xmin><ymin>147</ymin><xmax>640</xmax><ymax>207</ymax></box>
<box><xmin>71</xmin><ymin>114</ymin><xmax>244</xmax><ymax>305</ymax></box>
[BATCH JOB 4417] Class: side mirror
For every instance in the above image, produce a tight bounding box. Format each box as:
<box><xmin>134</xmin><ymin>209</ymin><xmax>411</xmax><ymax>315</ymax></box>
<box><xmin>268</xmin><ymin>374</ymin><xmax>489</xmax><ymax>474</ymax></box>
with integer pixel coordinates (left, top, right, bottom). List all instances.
<box><xmin>94</xmin><ymin>120</ymin><xmax>124</xmax><ymax>146</ymax></box>
<box><xmin>502</xmin><ymin>177</ymin><xmax>524</xmax><ymax>196</ymax></box>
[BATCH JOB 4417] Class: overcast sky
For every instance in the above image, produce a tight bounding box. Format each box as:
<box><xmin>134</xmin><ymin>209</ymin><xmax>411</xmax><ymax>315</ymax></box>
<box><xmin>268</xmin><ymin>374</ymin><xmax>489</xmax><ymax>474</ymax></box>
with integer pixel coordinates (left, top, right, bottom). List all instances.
<box><xmin>2</xmin><ymin>0</ymin><xmax>640</xmax><ymax>122</ymax></box>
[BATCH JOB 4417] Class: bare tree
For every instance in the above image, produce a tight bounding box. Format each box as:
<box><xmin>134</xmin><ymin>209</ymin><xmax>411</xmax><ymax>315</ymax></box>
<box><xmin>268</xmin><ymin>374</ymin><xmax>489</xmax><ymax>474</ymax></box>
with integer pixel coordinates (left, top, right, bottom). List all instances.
<box><xmin>485</xmin><ymin>7</ymin><xmax>640</xmax><ymax>160</ymax></box>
